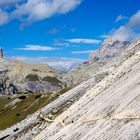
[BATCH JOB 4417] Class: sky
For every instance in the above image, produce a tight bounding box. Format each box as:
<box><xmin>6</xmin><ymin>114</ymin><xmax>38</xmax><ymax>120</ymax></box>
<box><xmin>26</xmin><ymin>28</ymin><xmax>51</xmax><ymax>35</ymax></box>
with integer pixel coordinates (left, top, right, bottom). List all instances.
<box><xmin>0</xmin><ymin>0</ymin><xmax>140</xmax><ymax>71</ymax></box>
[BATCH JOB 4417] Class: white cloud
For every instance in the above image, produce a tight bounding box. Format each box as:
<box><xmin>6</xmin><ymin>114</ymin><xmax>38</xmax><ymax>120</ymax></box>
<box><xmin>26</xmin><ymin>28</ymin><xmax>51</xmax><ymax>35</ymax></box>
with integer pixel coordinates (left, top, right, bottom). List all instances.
<box><xmin>100</xmin><ymin>34</ymin><xmax>111</xmax><ymax>39</ymax></box>
<box><xmin>9</xmin><ymin>56</ymin><xmax>84</xmax><ymax>71</ymax></box>
<box><xmin>53</xmin><ymin>38</ymin><xmax>101</xmax><ymax>48</ymax></box>
<box><xmin>48</xmin><ymin>28</ymin><xmax>59</xmax><ymax>34</ymax></box>
<box><xmin>53</xmin><ymin>40</ymin><xmax>70</xmax><ymax>47</ymax></box>
<box><xmin>111</xmin><ymin>26</ymin><xmax>136</xmax><ymax>41</ymax></box>
<box><xmin>115</xmin><ymin>15</ymin><xmax>128</xmax><ymax>23</ymax></box>
<box><xmin>0</xmin><ymin>0</ymin><xmax>20</xmax><ymax>7</ymax></box>
<box><xmin>15</xmin><ymin>45</ymin><xmax>58</xmax><ymax>51</ymax></box>
<box><xmin>0</xmin><ymin>0</ymin><xmax>82</xmax><ymax>26</ymax></box>
<box><xmin>111</xmin><ymin>10</ymin><xmax>140</xmax><ymax>41</ymax></box>
<box><xmin>72</xmin><ymin>50</ymin><xmax>93</xmax><ymax>54</ymax></box>
<box><xmin>128</xmin><ymin>10</ymin><xmax>140</xmax><ymax>29</ymax></box>
<box><xmin>47</xmin><ymin>25</ymin><xmax>66</xmax><ymax>35</ymax></box>
<box><xmin>66</xmin><ymin>38</ymin><xmax>101</xmax><ymax>44</ymax></box>
<box><xmin>47</xmin><ymin>25</ymin><xmax>75</xmax><ymax>35</ymax></box>
<box><xmin>0</xmin><ymin>9</ymin><xmax>9</xmax><ymax>25</ymax></box>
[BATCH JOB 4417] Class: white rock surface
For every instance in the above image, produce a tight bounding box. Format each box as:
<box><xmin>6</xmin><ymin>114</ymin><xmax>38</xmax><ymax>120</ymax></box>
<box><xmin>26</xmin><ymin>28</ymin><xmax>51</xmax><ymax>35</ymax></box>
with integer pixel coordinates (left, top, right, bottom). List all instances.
<box><xmin>33</xmin><ymin>44</ymin><xmax>140</xmax><ymax>140</ymax></box>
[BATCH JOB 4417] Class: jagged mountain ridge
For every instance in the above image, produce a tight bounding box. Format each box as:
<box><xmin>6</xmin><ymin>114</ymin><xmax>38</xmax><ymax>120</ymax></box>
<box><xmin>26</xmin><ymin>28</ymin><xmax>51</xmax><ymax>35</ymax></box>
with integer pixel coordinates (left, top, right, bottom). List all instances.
<box><xmin>89</xmin><ymin>39</ymin><xmax>130</xmax><ymax>61</ymax></box>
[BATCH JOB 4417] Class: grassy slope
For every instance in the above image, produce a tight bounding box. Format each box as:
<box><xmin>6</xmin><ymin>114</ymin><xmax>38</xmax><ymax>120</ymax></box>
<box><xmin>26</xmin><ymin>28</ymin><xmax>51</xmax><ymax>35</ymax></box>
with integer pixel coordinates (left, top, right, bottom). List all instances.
<box><xmin>0</xmin><ymin>87</ymin><xmax>71</xmax><ymax>130</ymax></box>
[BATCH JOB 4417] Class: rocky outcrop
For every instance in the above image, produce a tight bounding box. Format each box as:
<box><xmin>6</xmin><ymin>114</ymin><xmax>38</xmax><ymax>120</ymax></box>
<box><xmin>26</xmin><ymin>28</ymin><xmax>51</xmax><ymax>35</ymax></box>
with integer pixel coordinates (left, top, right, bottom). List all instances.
<box><xmin>0</xmin><ymin>60</ymin><xmax>66</xmax><ymax>94</ymax></box>
<box><xmin>23</xmin><ymin>75</ymin><xmax>63</xmax><ymax>93</ymax></box>
<box><xmin>0</xmin><ymin>79</ymin><xmax>19</xmax><ymax>95</ymax></box>
<box><xmin>0</xmin><ymin>59</ymin><xmax>19</xmax><ymax>95</ymax></box>
<box><xmin>89</xmin><ymin>39</ymin><xmax>130</xmax><ymax>62</ymax></box>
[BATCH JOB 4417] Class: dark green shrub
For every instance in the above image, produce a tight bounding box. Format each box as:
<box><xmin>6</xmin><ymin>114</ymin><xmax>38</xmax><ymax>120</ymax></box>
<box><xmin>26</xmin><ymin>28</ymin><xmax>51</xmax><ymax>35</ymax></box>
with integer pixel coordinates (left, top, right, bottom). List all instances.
<box><xmin>18</xmin><ymin>96</ymin><xmax>26</xmax><ymax>100</ymax></box>
<box><xmin>26</xmin><ymin>74</ymin><xmax>40</xmax><ymax>81</ymax></box>
<box><xmin>42</xmin><ymin>76</ymin><xmax>62</xmax><ymax>85</ymax></box>
<box><xmin>35</xmin><ymin>95</ymin><xmax>42</xmax><ymax>99</ymax></box>
<box><xmin>58</xmin><ymin>87</ymin><xmax>71</xmax><ymax>95</ymax></box>
<box><xmin>32</xmin><ymin>69</ymin><xmax>41</xmax><ymax>72</ymax></box>
<box><xmin>16</xmin><ymin>113</ymin><xmax>20</xmax><ymax>116</ymax></box>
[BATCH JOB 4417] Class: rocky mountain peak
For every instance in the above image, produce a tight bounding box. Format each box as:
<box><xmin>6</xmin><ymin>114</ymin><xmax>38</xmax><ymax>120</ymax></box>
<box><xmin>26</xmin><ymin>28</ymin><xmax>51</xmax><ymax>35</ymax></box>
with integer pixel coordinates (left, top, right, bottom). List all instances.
<box><xmin>89</xmin><ymin>39</ymin><xmax>130</xmax><ymax>62</ymax></box>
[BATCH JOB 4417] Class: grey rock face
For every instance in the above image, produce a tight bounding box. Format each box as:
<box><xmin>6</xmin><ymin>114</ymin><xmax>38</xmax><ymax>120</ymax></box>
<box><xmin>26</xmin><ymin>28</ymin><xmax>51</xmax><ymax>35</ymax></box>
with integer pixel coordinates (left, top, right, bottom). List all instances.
<box><xmin>23</xmin><ymin>80</ymin><xmax>62</xmax><ymax>93</ymax></box>
<box><xmin>0</xmin><ymin>71</ymin><xmax>19</xmax><ymax>95</ymax></box>
<box><xmin>0</xmin><ymin>59</ymin><xmax>18</xmax><ymax>95</ymax></box>
<box><xmin>89</xmin><ymin>39</ymin><xmax>130</xmax><ymax>62</ymax></box>
<box><xmin>0</xmin><ymin>59</ymin><xmax>65</xmax><ymax>95</ymax></box>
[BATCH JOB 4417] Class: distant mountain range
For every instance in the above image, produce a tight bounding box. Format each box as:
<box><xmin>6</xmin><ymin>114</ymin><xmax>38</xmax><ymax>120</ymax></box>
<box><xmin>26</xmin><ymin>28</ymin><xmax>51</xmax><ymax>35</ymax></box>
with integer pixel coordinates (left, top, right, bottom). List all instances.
<box><xmin>8</xmin><ymin>57</ymin><xmax>84</xmax><ymax>72</ymax></box>
<box><xmin>0</xmin><ymin>39</ymin><xmax>134</xmax><ymax>95</ymax></box>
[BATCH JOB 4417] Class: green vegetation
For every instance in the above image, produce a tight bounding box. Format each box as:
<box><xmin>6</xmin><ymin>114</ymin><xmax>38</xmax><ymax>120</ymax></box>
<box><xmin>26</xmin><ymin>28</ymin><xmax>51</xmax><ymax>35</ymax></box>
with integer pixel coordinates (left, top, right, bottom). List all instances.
<box><xmin>18</xmin><ymin>95</ymin><xmax>27</xmax><ymax>100</ymax></box>
<box><xmin>57</xmin><ymin>87</ymin><xmax>71</xmax><ymax>95</ymax></box>
<box><xmin>0</xmin><ymin>87</ymin><xmax>71</xmax><ymax>130</ymax></box>
<box><xmin>25</xmin><ymin>74</ymin><xmax>62</xmax><ymax>86</ymax></box>
<box><xmin>42</xmin><ymin>76</ymin><xmax>62</xmax><ymax>85</ymax></box>
<box><xmin>32</xmin><ymin>69</ymin><xmax>41</xmax><ymax>72</ymax></box>
<box><xmin>0</xmin><ymin>96</ymin><xmax>12</xmax><ymax>108</ymax></box>
<box><xmin>34</xmin><ymin>94</ymin><xmax>42</xmax><ymax>99</ymax></box>
<box><xmin>26</xmin><ymin>74</ymin><xmax>40</xmax><ymax>81</ymax></box>
<box><xmin>0</xmin><ymin>94</ymin><xmax>49</xmax><ymax>130</ymax></box>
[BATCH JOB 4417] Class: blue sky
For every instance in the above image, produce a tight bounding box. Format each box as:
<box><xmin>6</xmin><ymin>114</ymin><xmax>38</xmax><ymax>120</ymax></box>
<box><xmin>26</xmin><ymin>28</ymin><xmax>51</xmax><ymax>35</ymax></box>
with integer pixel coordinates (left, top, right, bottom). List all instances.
<box><xmin>0</xmin><ymin>0</ymin><xmax>140</xmax><ymax>70</ymax></box>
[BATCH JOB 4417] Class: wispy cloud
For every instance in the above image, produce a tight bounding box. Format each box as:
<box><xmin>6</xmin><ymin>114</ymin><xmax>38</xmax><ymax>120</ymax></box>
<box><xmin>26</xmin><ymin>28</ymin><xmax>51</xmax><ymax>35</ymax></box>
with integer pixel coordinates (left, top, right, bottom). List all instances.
<box><xmin>0</xmin><ymin>0</ymin><xmax>82</xmax><ymax>27</ymax></box>
<box><xmin>100</xmin><ymin>34</ymin><xmax>111</xmax><ymax>39</ymax></box>
<box><xmin>47</xmin><ymin>28</ymin><xmax>59</xmax><ymax>35</ymax></box>
<box><xmin>47</xmin><ymin>25</ymin><xmax>66</xmax><ymax>35</ymax></box>
<box><xmin>72</xmin><ymin>50</ymin><xmax>93</xmax><ymax>54</ymax></box>
<box><xmin>53</xmin><ymin>38</ymin><xmax>101</xmax><ymax>48</ymax></box>
<box><xmin>66</xmin><ymin>38</ymin><xmax>101</xmax><ymax>44</ymax></box>
<box><xmin>53</xmin><ymin>39</ymin><xmax>70</xmax><ymax>47</ymax></box>
<box><xmin>0</xmin><ymin>9</ymin><xmax>9</xmax><ymax>25</ymax></box>
<box><xmin>115</xmin><ymin>15</ymin><xmax>128</xmax><ymax>23</ymax></box>
<box><xmin>47</xmin><ymin>25</ymin><xmax>76</xmax><ymax>35</ymax></box>
<box><xmin>70</xmin><ymin>28</ymin><xmax>76</xmax><ymax>32</ymax></box>
<box><xmin>15</xmin><ymin>45</ymin><xmax>58</xmax><ymax>51</ymax></box>
<box><xmin>108</xmin><ymin>10</ymin><xmax>140</xmax><ymax>41</ymax></box>
<box><xmin>0</xmin><ymin>0</ymin><xmax>20</xmax><ymax>7</ymax></box>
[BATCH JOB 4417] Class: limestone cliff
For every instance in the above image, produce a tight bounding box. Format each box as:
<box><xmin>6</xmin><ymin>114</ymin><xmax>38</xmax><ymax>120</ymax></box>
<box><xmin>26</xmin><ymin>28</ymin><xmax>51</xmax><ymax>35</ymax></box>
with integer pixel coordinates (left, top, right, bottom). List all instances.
<box><xmin>0</xmin><ymin>59</ymin><xmax>65</xmax><ymax>94</ymax></box>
